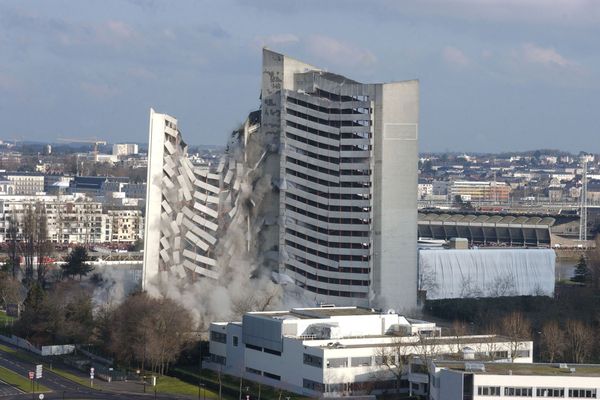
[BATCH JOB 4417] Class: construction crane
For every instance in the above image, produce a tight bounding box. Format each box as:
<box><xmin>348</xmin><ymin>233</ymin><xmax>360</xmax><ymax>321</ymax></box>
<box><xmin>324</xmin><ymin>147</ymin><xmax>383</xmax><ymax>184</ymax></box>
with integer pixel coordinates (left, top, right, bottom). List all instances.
<box><xmin>57</xmin><ymin>137</ymin><xmax>107</xmax><ymax>161</ymax></box>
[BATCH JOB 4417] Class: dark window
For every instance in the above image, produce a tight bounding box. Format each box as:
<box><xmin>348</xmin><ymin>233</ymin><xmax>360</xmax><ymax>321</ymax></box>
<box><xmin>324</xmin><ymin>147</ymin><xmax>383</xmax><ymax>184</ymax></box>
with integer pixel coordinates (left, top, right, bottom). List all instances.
<box><xmin>210</xmin><ymin>331</ymin><xmax>226</xmax><ymax>344</ymax></box>
<box><xmin>303</xmin><ymin>353</ymin><xmax>323</xmax><ymax>368</ymax></box>
<box><xmin>263</xmin><ymin>372</ymin><xmax>281</xmax><ymax>381</ymax></box>
<box><xmin>263</xmin><ymin>348</ymin><xmax>281</xmax><ymax>356</ymax></box>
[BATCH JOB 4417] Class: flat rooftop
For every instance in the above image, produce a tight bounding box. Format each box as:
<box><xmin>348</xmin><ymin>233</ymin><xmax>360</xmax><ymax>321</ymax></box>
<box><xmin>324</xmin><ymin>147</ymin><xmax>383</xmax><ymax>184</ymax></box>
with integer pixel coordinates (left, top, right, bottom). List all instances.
<box><xmin>437</xmin><ymin>362</ymin><xmax>600</xmax><ymax>377</ymax></box>
<box><xmin>249</xmin><ymin>306</ymin><xmax>381</xmax><ymax>320</ymax></box>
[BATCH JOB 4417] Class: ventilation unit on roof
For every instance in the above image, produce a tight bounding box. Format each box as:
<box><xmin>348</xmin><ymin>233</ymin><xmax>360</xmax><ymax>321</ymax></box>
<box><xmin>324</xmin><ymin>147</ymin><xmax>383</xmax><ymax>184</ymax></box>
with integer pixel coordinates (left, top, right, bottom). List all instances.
<box><xmin>465</xmin><ymin>363</ymin><xmax>485</xmax><ymax>372</ymax></box>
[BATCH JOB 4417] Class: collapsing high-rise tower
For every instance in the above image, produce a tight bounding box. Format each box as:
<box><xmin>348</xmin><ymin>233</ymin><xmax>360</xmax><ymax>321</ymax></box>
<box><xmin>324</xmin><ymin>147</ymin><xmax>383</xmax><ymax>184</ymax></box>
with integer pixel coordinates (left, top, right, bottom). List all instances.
<box><xmin>143</xmin><ymin>49</ymin><xmax>419</xmax><ymax>311</ymax></box>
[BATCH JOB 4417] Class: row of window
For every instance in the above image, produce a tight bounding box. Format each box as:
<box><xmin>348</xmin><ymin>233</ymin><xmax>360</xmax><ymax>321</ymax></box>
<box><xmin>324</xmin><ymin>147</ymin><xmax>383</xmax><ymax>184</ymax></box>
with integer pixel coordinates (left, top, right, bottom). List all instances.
<box><xmin>286</xmin><ymin>204</ymin><xmax>371</xmax><ymax>226</ymax></box>
<box><xmin>285</xmin><ymin>263</ymin><xmax>369</xmax><ymax>286</ymax></box>
<box><xmin>286</xmin><ymin>192</ymin><xmax>372</xmax><ymax>215</ymax></box>
<box><xmin>478</xmin><ymin>386</ymin><xmax>597</xmax><ymax>398</ymax></box>
<box><xmin>210</xmin><ymin>331</ymin><xmax>226</xmax><ymax>344</ymax></box>
<box><xmin>286</xmin><ymin>155</ymin><xmax>371</xmax><ymax>178</ymax></box>
<box><xmin>295</xmin><ymin>280</ymin><xmax>367</xmax><ymax>298</ymax></box>
<box><xmin>244</xmin><ymin>367</ymin><xmax>281</xmax><ymax>381</ymax></box>
<box><xmin>287</xmin><ymin>179</ymin><xmax>371</xmax><ymax>200</ymax></box>
<box><xmin>287</xmin><ymin>93</ymin><xmax>371</xmax><ymax>115</ymax></box>
<box><xmin>288</xmin><ymin>253</ymin><xmax>371</xmax><ymax>275</ymax></box>
<box><xmin>244</xmin><ymin>344</ymin><xmax>281</xmax><ymax>356</ymax></box>
<box><xmin>286</xmin><ymin>168</ymin><xmax>371</xmax><ymax>189</ymax></box>
<box><xmin>286</xmin><ymin>108</ymin><xmax>371</xmax><ymax>130</ymax></box>
<box><xmin>285</xmin><ymin>228</ymin><xmax>371</xmax><ymax>250</ymax></box>
<box><xmin>285</xmin><ymin>240</ymin><xmax>371</xmax><ymax>262</ymax></box>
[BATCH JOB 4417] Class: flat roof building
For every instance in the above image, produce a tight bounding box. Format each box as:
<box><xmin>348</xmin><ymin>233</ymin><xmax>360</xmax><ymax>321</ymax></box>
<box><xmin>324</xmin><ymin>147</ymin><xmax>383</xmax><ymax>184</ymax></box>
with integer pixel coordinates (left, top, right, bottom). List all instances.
<box><xmin>207</xmin><ymin>306</ymin><xmax>533</xmax><ymax>398</ymax></box>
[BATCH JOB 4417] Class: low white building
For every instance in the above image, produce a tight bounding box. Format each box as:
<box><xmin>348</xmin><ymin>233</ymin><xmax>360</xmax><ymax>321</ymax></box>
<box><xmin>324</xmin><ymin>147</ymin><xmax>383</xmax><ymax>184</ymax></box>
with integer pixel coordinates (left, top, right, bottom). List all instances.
<box><xmin>207</xmin><ymin>307</ymin><xmax>532</xmax><ymax>398</ymax></box>
<box><xmin>422</xmin><ymin>360</ymin><xmax>600</xmax><ymax>400</ymax></box>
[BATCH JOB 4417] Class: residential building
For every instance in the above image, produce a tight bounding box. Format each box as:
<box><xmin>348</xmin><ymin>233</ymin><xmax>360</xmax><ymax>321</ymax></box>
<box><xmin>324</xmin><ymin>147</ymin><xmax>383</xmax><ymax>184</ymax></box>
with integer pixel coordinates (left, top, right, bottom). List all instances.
<box><xmin>206</xmin><ymin>306</ymin><xmax>533</xmax><ymax>398</ymax></box>
<box><xmin>112</xmin><ymin>143</ymin><xmax>139</xmax><ymax>157</ymax></box>
<box><xmin>106</xmin><ymin>207</ymin><xmax>144</xmax><ymax>243</ymax></box>
<box><xmin>0</xmin><ymin>195</ymin><xmax>142</xmax><ymax>244</ymax></box>
<box><xmin>449</xmin><ymin>181</ymin><xmax>511</xmax><ymax>203</ymax></box>
<box><xmin>144</xmin><ymin>49</ymin><xmax>419</xmax><ymax>311</ymax></box>
<box><xmin>4</xmin><ymin>172</ymin><xmax>45</xmax><ymax>195</ymax></box>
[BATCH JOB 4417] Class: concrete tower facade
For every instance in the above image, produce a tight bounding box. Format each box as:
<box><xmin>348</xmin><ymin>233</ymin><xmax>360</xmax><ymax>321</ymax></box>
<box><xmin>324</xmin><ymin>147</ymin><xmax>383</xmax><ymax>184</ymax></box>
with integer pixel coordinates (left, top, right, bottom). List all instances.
<box><xmin>262</xmin><ymin>49</ymin><xmax>419</xmax><ymax>310</ymax></box>
<box><xmin>143</xmin><ymin>50</ymin><xmax>419</xmax><ymax>311</ymax></box>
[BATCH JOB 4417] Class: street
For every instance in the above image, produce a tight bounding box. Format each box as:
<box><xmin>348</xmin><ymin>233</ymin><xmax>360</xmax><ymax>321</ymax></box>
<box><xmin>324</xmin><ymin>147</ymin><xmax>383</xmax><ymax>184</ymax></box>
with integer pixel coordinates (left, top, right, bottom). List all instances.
<box><xmin>0</xmin><ymin>346</ymin><xmax>195</xmax><ymax>400</ymax></box>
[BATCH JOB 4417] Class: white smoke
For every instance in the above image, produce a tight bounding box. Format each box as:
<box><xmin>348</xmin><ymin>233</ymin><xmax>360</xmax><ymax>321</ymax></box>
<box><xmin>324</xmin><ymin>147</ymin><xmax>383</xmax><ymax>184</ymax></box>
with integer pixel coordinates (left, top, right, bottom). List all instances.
<box><xmin>91</xmin><ymin>264</ymin><xmax>142</xmax><ymax>307</ymax></box>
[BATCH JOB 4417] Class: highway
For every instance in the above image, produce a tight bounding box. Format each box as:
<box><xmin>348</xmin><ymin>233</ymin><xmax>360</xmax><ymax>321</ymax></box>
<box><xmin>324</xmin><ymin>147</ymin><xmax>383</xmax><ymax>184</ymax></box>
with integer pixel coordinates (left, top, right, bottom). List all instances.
<box><xmin>0</xmin><ymin>346</ymin><xmax>195</xmax><ymax>400</ymax></box>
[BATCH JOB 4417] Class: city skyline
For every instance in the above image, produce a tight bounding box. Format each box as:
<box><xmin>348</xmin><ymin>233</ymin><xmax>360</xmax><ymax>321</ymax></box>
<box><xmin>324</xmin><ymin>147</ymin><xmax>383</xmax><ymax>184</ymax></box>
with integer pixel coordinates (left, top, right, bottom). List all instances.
<box><xmin>0</xmin><ymin>1</ymin><xmax>599</xmax><ymax>153</ymax></box>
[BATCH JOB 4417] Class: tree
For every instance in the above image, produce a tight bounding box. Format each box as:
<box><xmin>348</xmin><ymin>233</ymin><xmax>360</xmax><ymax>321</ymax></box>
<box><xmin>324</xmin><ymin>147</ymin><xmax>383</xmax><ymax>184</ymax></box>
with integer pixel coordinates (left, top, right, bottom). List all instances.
<box><xmin>571</xmin><ymin>256</ymin><xmax>590</xmax><ymax>284</ymax></box>
<box><xmin>564</xmin><ymin>320</ymin><xmax>593</xmax><ymax>363</ymax></box>
<box><xmin>373</xmin><ymin>337</ymin><xmax>410</xmax><ymax>393</ymax></box>
<box><xmin>540</xmin><ymin>321</ymin><xmax>564</xmax><ymax>363</ymax></box>
<box><xmin>497</xmin><ymin>312</ymin><xmax>531</xmax><ymax>361</ymax></box>
<box><xmin>35</xmin><ymin>210</ymin><xmax>53</xmax><ymax>286</ymax></box>
<box><xmin>413</xmin><ymin>332</ymin><xmax>441</xmax><ymax>398</ymax></box>
<box><xmin>60</xmin><ymin>290</ymin><xmax>95</xmax><ymax>343</ymax></box>
<box><xmin>62</xmin><ymin>246</ymin><xmax>93</xmax><ymax>280</ymax></box>
<box><xmin>21</xmin><ymin>205</ymin><xmax>36</xmax><ymax>285</ymax></box>
<box><xmin>108</xmin><ymin>292</ymin><xmax>193</xmax><ymax>374</ymax></box>
<box><xmin>6</xmin><ymin>218</ymin><xmax>19</xmax><ymax>278</ymax></box>
<box><xmin>0</xmin><ymin>272</ymin><xmax>23</xmax><ymax>309</ymax></box>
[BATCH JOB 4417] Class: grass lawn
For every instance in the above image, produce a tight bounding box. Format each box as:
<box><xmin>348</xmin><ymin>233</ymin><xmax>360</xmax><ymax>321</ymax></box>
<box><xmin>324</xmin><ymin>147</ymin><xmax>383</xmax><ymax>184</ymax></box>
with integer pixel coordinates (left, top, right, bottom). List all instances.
<box><xmin>48</xmin><ymin>367</ymin><xmax>91</xmax><ymax>387</ymax></box>
<box><xmin>155</xmin><ymin>374</ymin><xmax>218</xmax><ymax>398</ymax></box>
<box><xmin>0</xmin><ymin>311</ymin><xmax>15</xmax><ymax>325</ymax></box>
<box><xmin>0</xmin><ymin>343</ymin><xmax>39</xmax><ymax>365</ymax></box>
<box><xmin>174</xmin><ymin>367</ymin><xmax>312</xmax><ymax>400</ymax></box>
<box><xmin>0</xmin><ymin>365</ymin><xmax>50</xmax><ymax>393</ymax></box>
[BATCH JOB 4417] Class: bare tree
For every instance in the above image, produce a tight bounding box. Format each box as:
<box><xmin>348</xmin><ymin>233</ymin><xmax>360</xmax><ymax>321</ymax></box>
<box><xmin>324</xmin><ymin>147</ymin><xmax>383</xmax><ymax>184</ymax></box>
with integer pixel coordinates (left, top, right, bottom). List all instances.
<box><xmin>497</xmin><ymin>312</ymin><xmax>531</xmax><ymax>361</ymax></box>
<box><xmin>21</xmin><ymin>204</ymin><xmax>36</xmax><ymax>285</ymax></box>
<box><xmin>564</xmin><ymin>320</ymin><xmax>593</xmax><ymax>363</ymax></box>
<box><xmin>0</xmin><ymin>272</ymin><xmax>23</xmax><ymax>308</ymax></box>
<box><xmin>412</xmin><ymin>333</ymin><xmax>441</xmax><ymax>397</ymax></box>
<box><xmin>6</xmin><ymin>217</ymin><xmax>19</xmax><ymax>278</ymax></box>
<box><xmin>373</xmin><ymin>337</ymin><xmax>410</xmax><ymax>392</ymax></box>
<box><xmin>109</xmin><ymin>293</ymin><xmax>193</xmax><ymax>374</ymax></box>
<box><xmin>35</xmin><ymin>207</ymin><xmax>52</xmax><ymax>286</ymax></box>
<box><xmin>540</xmin><ymin>321</ymin><xmax>564</xmax><ymax>363</ymax></box>
<box><xmin>448</xmin><ymin>320</ymin><xmax>470</xmax><ymax>354</ymax></box>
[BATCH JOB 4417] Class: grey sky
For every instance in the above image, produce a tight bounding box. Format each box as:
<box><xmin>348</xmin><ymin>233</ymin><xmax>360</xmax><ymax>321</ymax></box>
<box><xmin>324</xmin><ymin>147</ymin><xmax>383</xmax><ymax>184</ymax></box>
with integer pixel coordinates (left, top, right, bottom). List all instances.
<box><xmin>0</xmin><ymin>0</ymin><xmax>599</xmax><ymax>153</ymax></box>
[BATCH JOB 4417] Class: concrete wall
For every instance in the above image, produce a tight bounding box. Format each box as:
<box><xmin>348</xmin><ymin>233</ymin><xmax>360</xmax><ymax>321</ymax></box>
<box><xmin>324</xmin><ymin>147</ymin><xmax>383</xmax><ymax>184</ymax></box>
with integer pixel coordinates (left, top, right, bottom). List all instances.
<box><xmin>142</xmin><ymin>108</ymin><xmax>168</xmax><ymax>289</ymax></box>
<box><xmin>372</xmin><ymin>80</ymin><xmax>419</xmax><ymax>312</ymax></box>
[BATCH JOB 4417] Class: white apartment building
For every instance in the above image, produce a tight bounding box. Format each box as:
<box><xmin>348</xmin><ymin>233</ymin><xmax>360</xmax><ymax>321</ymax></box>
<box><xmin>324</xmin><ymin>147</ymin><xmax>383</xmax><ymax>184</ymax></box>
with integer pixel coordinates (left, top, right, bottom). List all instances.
<box><xmin>206</xmin><ymin>306</ymin><xmax>532</xmax><ymax>398</ymax></box>
<box><xmin>106</xmin><ymin>208</ymin><xmax>144</xmax><ymax>243</ymax></box>
<box><xmin>0</xmin><ymin>195</ymin><xmax>143</xmax><ymax>244</ymax></box>
<box><xmin>4</xmin><ymin>173</ymin><xmax>45</xmax><ymax>195</ymax></box>
<box><xmin>423</xmin><ymin>360</ymin><xmax>600</xmax><ymax>400</ymax></box>
<box><xmin>449</xmin><ymin>181</ymin><xmax>511</xmax><ymax>203</ymax></box>
<box><xmin>112</xmin><ymin>143</ymin><xmax>139</xmax><ymax>157</ymax></box>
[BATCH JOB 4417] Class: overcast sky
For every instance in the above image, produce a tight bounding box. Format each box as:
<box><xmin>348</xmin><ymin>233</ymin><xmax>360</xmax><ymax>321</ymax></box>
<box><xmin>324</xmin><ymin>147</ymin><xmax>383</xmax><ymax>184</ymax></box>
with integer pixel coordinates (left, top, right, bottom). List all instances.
<box><xmin>1</xmin><ymin>0</ymin><xmax>599</xmax><ymax>153</ymax></box>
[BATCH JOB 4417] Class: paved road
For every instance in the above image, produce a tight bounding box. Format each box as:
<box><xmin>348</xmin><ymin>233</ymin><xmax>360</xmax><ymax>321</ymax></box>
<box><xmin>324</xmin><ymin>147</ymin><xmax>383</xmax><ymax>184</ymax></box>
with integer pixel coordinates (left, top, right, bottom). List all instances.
<box><xmin>0</xmin><ymin>345</ymin><xmax>197</xmax><ymax>400</ymax></box>
<box><xmin>0</xmin><ymin>379</ymin><xmax>21</xmax><ymax>397</ymax></box>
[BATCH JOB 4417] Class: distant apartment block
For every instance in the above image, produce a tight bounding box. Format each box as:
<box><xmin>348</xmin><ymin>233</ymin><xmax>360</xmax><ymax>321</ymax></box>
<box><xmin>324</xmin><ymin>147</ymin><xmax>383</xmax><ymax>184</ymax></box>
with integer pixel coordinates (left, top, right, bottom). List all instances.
<box><xmin>0</xmin><ymin>195</ymin><xmax>143</xmax><ymax>244</ymax></box>
<box><xmin>112</xmin><ymin>143</ymin><xmax>139</xmax><ymax>157</ymax></box>
<box><xmin>449</xmin><ymin>181</ymin><xmax>511</xmax><ymax>202</ymax></box>
<box><xmin>4</xmin><ymin>173</ymin><xmax>45</xmax><ymax>195</ymax></box>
